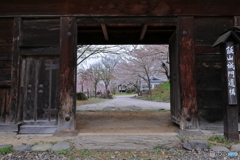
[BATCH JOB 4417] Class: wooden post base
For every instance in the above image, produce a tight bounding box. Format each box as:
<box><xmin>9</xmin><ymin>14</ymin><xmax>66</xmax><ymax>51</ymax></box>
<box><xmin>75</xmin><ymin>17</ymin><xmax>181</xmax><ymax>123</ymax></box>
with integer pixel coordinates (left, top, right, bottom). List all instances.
<box><xmin>224</xmin><ymin>132</ymin><xmax>239</xmax><ymax>142</ymax></box>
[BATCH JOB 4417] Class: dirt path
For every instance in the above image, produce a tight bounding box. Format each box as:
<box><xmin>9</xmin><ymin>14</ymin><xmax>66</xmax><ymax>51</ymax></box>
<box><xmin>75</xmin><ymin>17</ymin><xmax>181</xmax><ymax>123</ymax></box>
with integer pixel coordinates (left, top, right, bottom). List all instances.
<box><xmin>77</xmin><ymin>95</ymin><xmax>170</xmax><ymax>111</ymax></box>
<box><xmin>76</xmin><ymin>111</ymin><xmax>178</xmax><ymax>133</ymax></box>
<box><xmin>0</xmin><ymin>96</ymin><xmax>177</xmax><ymax>147</ymax></box>
<box><xmin>76</xmin><ymin>95</ymin><xmax>176</xmax><ymax>134</ymax></box>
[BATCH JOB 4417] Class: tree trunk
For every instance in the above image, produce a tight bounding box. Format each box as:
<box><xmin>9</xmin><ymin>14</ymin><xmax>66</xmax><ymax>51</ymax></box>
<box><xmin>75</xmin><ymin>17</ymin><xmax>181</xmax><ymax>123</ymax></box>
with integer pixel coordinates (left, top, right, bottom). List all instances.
<box><xmin>94</xmin><ymin>84</ymin><xmax>97</xmax><ymax>98</ymax></box>
<box><xmin>105</xmin><ymin>85</ymin><xmax>108</xmax><ymax>98</ymax></box>
<box><xmin>148</xmin><ymin>82</ymin><xmax>152</xmax><ymax>98</ymax></box>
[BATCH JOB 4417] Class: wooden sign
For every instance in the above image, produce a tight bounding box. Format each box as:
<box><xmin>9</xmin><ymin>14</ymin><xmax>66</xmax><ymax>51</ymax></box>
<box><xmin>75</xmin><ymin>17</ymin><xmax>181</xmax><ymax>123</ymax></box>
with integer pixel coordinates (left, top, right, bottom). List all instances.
<box><xmin>225</xmin><ymin>42</ymin><xmax>237</xmax><ymax>105</ymax></box>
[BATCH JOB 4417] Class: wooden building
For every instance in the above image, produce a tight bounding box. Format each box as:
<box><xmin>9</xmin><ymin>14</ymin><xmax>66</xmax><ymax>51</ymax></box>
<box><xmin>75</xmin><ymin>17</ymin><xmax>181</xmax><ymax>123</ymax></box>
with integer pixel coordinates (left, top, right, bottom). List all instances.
<box><xmin>0</xmin><ymin>0</ymin><xmax>240</xmax><ymax>133</ymax></box>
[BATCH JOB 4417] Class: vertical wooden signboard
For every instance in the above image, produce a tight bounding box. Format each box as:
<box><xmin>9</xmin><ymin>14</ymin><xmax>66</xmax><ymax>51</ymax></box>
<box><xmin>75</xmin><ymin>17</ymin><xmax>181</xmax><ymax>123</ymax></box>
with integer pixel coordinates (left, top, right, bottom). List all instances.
<box><xmin>222</xmin><ymin>41</ymin><xmax>239</xmax><ymax>142</ymax></box>
<box><xmin>213</xmin><ymin>29</ymin><xmax>240</xmax><ymax>142</ymax></box>
<box><xmin>225</xmin><ymin>42</ymin><xmax>238</xmax><ymax>105</ymax></box>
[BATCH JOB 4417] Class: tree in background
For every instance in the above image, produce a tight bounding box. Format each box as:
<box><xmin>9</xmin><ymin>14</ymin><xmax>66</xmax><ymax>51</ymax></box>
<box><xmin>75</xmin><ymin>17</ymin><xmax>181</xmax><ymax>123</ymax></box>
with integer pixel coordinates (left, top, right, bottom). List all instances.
<box><xmin>87</xmin><ymin>62</ymin><xmax>102</xmax><ymax>97</ymax></box>
<box><xmin>146</xmin><ymin>45</ymin><xmax>169</xmax><ymax>80</ymax></box>
<box><xmin>113</xmin><ymin>61</ymin><xmax>142</xmax><ymax>95</ymax></box>
<box><xmin>99</xmin><ymin>56</ymin><xmax>120</xmax><ymax>97</ymax></box>
<box><xmin>77</xmin><ymin>45</ymin><xmax>168</xmax><ymax>98</ymax></box>
<box><xmin>114</xmin><ymin>45</ymin><xmax>168</xmax><ymax>97</ymax></box>
<box><xmin>77</xmin><ymin>45</ymin><xmax>124</xmax><ymax>66</ymax></box>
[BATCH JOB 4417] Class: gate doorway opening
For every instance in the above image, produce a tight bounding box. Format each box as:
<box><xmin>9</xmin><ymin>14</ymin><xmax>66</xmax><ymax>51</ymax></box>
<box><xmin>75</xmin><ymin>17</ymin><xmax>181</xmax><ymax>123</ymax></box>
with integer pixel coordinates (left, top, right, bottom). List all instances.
<box><xmin>75</xmin><ymin>17</ymin><xmax>179</xmax><ymax>134</ymax></box>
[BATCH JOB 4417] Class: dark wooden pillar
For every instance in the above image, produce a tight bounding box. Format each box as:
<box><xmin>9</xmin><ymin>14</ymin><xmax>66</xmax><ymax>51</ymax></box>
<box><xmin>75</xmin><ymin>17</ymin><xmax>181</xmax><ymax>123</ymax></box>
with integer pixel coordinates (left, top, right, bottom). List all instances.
<box><xmin>58</xmin><ymin>17</ymin><xmax>77</xmax><ymax>131</ymax></box>
<box><xmin>222</xmin><ymin>16</ymin><xmax>240</xmax><ymax>142</ymax></box>
<box><xmin>221</xmin><ymin>41</ymin><xmax>239</xmax><ymax>142</ymax></box>
<box><xmin>235</xmin><ymin>17</ymin><xmax>240</xmax><ymax>123</ymax></box>
<box><xmin>177</xmin><ymin>16</ymin><xmax>198</xmax><ymax>129</ymax></box>
<box><xmin>10</xmin><ymin>17</ymin><xmax>21</xmax><ymax>123</ymax></box>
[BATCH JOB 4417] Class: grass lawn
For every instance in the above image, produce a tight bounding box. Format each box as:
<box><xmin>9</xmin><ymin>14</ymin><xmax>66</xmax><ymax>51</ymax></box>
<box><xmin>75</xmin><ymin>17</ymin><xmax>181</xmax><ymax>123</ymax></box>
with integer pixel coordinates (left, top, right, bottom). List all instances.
<box><xmin>76</xmin><ymin>97</ymin><xmax>107</xmax><ymax>106</ymax></box>
<box><xmin>135</xmin><ymin>81</ymin><xmax>170</xmax><ymax>102</ymax></box>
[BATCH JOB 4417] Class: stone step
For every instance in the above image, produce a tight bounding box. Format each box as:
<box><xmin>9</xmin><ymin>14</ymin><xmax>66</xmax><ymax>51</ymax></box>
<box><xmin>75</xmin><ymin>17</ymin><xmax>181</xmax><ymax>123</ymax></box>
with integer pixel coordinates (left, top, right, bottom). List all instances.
<box><xmin>72</xmin><ymin>135</ymin><xmax>181</xmax><ymax>150</ymax></box>
<box><xmin>19</xmin><ymin>125</ymin><xmax>57</xmax><ymax>134</ymax></box>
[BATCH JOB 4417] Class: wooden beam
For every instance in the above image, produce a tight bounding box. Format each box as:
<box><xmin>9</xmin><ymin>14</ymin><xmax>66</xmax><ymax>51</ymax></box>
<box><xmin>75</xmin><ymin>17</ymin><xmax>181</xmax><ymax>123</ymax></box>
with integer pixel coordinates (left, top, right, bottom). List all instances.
<box><xmin>10</xmin><ymin>17</ymin><xmax>21</xmax><ymax>123</ymax></box>
<box><xmin>178</xmin><ymin>16</ymin><xmax>198</xmax><ymax>130</ymax></box>
<box><xmin>59</xmin><ymin>17</ymin><xmax>77</xmax><ymax>131</ymax></box>
<box><xmin>101</xmin><ymin>24</ymin><xmax>109</xmax><ymax>41</ymax></box>
<box><xmin>139</xmin><ymin>24</ymin><xmax>148</xmax><ymax>41</ymax></box>
<box><xmin>71</xmin><ymin>0</ymin><xmax>240</xmax><ymax>16</ymax></box>
<box><xmin>1</xmin><ymin>1</ymin><xmax>240</xmax><ymax>16</ymax></box>
<box><xmin>77</xmin><ymin>17</ymin><xmax>177</xmax><ymax>24</ymax></box>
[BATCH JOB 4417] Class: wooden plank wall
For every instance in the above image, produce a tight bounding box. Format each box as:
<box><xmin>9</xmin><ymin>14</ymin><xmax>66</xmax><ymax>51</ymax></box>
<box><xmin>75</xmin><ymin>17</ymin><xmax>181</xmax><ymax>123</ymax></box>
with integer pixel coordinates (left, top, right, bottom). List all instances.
<box><xmin>21</xmin><ymin>19</ymin><xmax>60</xmax><ymax>47</ymax></box>
<box><xmin>194</xmin><ymin>17</ymin><xmax>233</xmax><ymax>122</ymax></box>
<box><xmin>18</xmin><ymin>18</ymin><xmax>60</xmax><ymax>122</ymax></box>
<box><xmin>169</xmin><ymin>31</ymin><xmax>181</xmax><ymax>125</ymax></box>
<box><xmin>0</xmin><ymin>18</ymin><xmax>14</xmax><ymax>123</ymax></box>
<box><xmin>0</xmin><ymin>0</ymin><xmax>240</xmax><ymax>16</ymax></box>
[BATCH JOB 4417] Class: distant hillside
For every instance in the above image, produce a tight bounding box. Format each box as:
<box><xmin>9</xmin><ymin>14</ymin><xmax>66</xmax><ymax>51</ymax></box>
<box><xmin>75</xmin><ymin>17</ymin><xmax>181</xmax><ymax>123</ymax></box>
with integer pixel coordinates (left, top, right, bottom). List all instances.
<box><xmin>151</xmin><ymin>81</ymin><xmax>170</xmax><ymax>102</ymax></box>
<box><xmin>137</xmin><ymin>81</ymin><xmax>170</xmax><ymax>102</ymax></box>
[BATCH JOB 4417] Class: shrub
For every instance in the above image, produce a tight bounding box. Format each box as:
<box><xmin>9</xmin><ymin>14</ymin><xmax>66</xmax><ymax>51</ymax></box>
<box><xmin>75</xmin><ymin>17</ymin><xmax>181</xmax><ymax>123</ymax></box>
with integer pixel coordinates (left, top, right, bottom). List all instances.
<box><xmin>0</xmin><ymin>146</ymin><xmax>13</xmax><ymax>155</ymax></box>
<box><xmin>76</xmin><ymin>92</ymin><xmax>87</xmax><ymax>100</ymax></box>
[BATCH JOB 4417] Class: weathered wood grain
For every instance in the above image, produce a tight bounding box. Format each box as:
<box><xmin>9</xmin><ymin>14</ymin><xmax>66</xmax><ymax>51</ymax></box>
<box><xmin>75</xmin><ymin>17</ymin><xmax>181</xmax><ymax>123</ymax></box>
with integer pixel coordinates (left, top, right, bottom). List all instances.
<box><xmin>194</xmin><ymin>17</ymin><xmax>233</xmax><ymax>123</ymax></box>
<box><xmin>0</xmin><ymin>68</ymin><xmax>11</xmax><ymax>82</ymax></box>
<box><xmin>23</xmin><ymin>58</ymin><xmax>36</xmax><ymax>120</ymax></box>
<box><xmin>195</xmin><ymin>46</ymin><xmax>220</xmax><ymax>55</ymax></box>
<box><xmin>0</xmin><ymin>89</ymin><xmax>11</xmax><ymax>123</ymax></box>
<box><xmin>0</xmin><ymin>45</ymin><xmax>13</xmax><ymax>53</ymax></box>
<box><xmin>20</xmin><ymin>19</ymin><xmax>60</xmax><ymax>46</ymax></box>
<box><xmin>0</xmin><ymin>61</ymin><xmax>12</xmax><ymax>68</ymax></box>
<box><xmin>169</xmin><ymin>31</ymin><xmax>181</xmax><ymax>125</ymax></box>
<box><xmin>0</xmin><ymin>38</ymin><xmax>13</xmax><ymax>45</ymax></box>
<box><xmin>178</xmin><ymin>16</ymin><xmax>198</xmax><ymax>129</ymax></box>
<box><xmin>221</xmin><ymin>42</ymin><xmax>239</xmax><ymax>141</ymax></box>
<box><xmin>59</xmin><ymin>17</ymin><xmax>77</xmax><ymax>130</ymax></box>
<box><xmin>235</xmin><ymin>16</ymin><xmax>240</xmax><ymax>128</ymax></box>
<box><xmin>0</xmin><ymin>82</ymin><xmax>11</xmax><ymax>88</ymax></box>
<box><xmin>68</xmin><ymin>0</ymin><xmax>240</xmax><ymax>16</ymax></box>
<box><xmin>194</xmin><ymin>17</ymin><xmax>233</xmax><ymax>46</ymax></box>
<box><xmin>220</xmin><ymin>16</ymin><xmax>240</xmax><ymax>141</ymax></box>
<box><xmin>10</xmin><ymin>17</ymin><xmax>21</xmax><ymax>123</ymax></box>
<box><xmin>0</xmin><ymin>0</ymin><xmax>240</xmax><ymax>16</ymax></box>
<box><xmin>21</xmin><ymin>47</ymin><xmax>59</xmax><ymax>56</ymax></box>
<box><xmin>77</xmin><ymin>17</ymin><xmax>177</xmax><ymax>24</ymax></box>
<box><xmin>0</xmin><ymin>18</ymin><xmax>14</xmax><ymax>71</ymax></box>
<box><xmin>195</xmin><ymin>55</ymin><xmax>222</xmax><ymax>90</ymax></box>
<box><xmin>0</xmin><ymin>0</ymin><xmax>67</xmax><ymax>16</ymax></box>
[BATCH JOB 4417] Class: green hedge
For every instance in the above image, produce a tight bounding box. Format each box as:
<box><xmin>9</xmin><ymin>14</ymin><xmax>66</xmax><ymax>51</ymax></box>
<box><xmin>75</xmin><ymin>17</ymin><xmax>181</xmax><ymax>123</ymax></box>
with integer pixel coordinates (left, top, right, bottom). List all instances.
<box><xmin>76</xmin><ymin>92</ymin><xmax>87</xmax><ymax>100</ymax></box>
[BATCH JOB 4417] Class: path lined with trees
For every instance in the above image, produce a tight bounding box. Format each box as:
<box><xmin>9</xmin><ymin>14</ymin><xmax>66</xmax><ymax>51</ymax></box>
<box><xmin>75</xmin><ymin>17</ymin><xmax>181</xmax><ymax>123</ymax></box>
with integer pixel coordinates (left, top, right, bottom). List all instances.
<box><xmin>77</xmin><ymin>45</ymin><xmax>169</xmax><ymax>98</ymax></box>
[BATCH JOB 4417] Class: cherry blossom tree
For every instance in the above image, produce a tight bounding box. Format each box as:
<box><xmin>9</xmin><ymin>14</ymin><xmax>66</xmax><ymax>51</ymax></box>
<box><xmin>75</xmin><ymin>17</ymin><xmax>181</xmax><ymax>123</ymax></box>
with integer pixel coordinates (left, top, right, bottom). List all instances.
<box><xmin>99</xmin><ymin>56</ymin><xmax>120</xmax><ymax>96</ymax></box>
<box><xmin>114</xmin><ymin>45</ymin><xmax>168</xmax><ymax>97</ymax></box>
<box><xmin>87</xmin><ymin>62</ymin><xmax>102</xmax><ymax>97</ymax></box>
<box><xmin>113</xmin><ymin>61</ymin><xmax>142</xmax><ymax>95</ymax></box>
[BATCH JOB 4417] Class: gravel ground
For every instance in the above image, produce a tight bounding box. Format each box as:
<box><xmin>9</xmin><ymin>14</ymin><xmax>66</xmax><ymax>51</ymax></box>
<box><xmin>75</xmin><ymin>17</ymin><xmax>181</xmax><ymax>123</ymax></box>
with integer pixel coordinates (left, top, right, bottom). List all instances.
<box><xmin>77</xmin><ymin>95</ymin><xmax>170</xmax><ymax>111</ymax></box>
<box><xmin>1</xmin><ymin>148</ymin><xmax>239</xmax><ymax>160</ymax></box>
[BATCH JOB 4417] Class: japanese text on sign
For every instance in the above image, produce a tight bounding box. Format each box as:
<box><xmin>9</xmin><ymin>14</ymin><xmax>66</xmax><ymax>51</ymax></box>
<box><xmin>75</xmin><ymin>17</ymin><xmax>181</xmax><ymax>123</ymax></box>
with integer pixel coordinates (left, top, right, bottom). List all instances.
<box><xmin>226</xmin><ymin>44</ymin><xmax>237</xmax><ymax>105</ymax></box>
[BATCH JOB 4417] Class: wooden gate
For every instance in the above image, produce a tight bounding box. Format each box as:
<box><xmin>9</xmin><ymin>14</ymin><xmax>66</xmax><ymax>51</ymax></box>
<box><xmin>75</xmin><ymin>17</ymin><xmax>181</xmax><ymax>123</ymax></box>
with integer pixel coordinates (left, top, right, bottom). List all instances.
<box><xmin>169</xmin><ymin>31</ymin><xmax>181</xmax><ymax>125</ymax></box>
<box><xmin>19</xmin><ymin>57</ymin><xmax>59</xmax><ymax>133</ymax></box>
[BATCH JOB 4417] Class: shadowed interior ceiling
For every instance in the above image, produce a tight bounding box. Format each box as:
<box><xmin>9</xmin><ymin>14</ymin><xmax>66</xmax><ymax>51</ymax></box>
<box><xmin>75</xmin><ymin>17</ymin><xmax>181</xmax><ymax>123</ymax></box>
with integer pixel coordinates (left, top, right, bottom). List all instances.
<box><xmin>77</xmin><ymin>17</ymin><xmax>176</xmax><ymax>44</ymax></box>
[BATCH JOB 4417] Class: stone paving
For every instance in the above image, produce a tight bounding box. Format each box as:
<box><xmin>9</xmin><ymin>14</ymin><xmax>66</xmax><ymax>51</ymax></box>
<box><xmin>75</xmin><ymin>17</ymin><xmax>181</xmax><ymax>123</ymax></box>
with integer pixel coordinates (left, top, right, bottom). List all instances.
<box><xmin>1</xmin><ymin>132</ymin><xmax>240</xmax><ymax>159</ymax></box>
